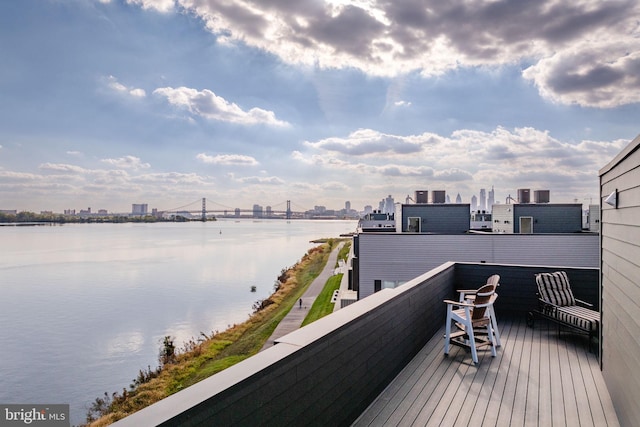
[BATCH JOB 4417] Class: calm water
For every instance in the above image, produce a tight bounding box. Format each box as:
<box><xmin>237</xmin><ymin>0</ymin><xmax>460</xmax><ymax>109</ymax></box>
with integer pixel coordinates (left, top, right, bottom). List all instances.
<box><xmin>0</xmin><ymin>219</ymin><xmax>356</xmax><ymax>425</ymax></box>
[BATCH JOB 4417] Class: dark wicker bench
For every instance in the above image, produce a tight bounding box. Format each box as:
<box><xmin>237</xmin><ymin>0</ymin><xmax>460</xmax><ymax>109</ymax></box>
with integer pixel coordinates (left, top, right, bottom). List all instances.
<box><xmin>526</xmin><ymin>271</ymin><xmax>600</xmax><ymax>351</ymax></box>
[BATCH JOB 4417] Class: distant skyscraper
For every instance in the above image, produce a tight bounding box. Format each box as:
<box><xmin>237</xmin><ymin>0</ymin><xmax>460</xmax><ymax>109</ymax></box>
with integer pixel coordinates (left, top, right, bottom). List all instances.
<box><xmin>383</xmin><ymin>195</ymin><xmax>394</xmax><ymax>214</ymax></box>
<box><xmin>488</xmin><ymin>186</ymin><xmax>495</xmax><ymax>211</ymax></box>
<box><xmin>479</xmin><ymin>188</ymin><xmax>487</xmax><ymax>212</ymax></box>
<box><xmin>455</xmin><ymin>193</ymin><xmax>462</xmax><ymax>204</ymax></box>
<box><xmin>345</xmin><ymin>201</ymin><xmax>351</xmax><ymax>211</ymax></box>
<box><xmin>364</xmin><ymin>205</ymin><xmax>373</xmax><ymax>215</ymax></box>
<box><xmin>132</xmin><ymin>203</ymin><xmax>148</xmax><ymax>215</ymax></box>
<box><xmin>471</xmin><ymin>195</ymin><xmax>478</xmax><ymax>211</ymax></box>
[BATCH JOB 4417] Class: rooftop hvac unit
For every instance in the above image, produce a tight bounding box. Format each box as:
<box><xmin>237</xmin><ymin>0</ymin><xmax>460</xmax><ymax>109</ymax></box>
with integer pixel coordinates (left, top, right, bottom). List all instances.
<box><xmin>534</xmin><ymin>190</ymin><xmax>550</xmax><ymax>203</ymax></box>
<box><xmin>431</xmin><ymin>190</ymin><xmax>446</xmax><ymax>204</ymax></box>
<box><xmin>517</xmin><ymin>188</ymin><xmax>531</xmax><ymax>204</ymax></box>
<box><xmin>415</xmin><ymin>190</ymin><xmax>428</xmax><ymax>203</ymax></box>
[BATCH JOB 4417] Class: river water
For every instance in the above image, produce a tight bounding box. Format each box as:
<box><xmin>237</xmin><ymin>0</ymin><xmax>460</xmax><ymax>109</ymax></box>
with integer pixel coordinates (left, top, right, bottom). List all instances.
<box><xmin>0</xmin><ymin>219</ymin><xmax>356</xmax><ymax>425</ymax></box>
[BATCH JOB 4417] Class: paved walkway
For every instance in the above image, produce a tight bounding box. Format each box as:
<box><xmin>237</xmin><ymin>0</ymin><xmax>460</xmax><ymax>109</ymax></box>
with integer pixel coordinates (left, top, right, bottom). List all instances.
<box><xmin>260</xmin><ymin>242</ymin><xmax>345</xmax><ymax>351</ymax></box>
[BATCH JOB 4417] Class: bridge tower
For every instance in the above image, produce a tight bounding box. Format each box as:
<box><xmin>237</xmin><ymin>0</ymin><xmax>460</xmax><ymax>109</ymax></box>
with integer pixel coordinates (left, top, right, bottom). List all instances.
<box><xmin>286</xmin><ymin>200</ymin><xmax>292</xmax><ymax>220</ymax></box>
<box><xmin>202</xmin><ymin>198</ymin><xmax>206</xmax><ymax>222</ymax></box>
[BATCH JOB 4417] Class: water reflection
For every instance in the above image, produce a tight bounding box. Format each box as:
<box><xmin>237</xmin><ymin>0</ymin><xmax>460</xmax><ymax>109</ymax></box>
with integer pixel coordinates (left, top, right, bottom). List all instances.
<box><xmin>0</xmin><ymin>220</ymin><xmax>355</xmax><ymax>425</ymax></box>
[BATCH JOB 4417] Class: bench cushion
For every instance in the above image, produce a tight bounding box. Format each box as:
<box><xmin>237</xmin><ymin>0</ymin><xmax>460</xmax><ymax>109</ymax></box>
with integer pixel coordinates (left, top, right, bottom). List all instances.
<box><xmin>557</xmin><ymin>306</ymin><xmax>600</xmax><ymax>331</ymax></box>
<box><xmin>536</xmin><ymin>271</ymin><xmax>575</xmax><ymax>307</ymax></box>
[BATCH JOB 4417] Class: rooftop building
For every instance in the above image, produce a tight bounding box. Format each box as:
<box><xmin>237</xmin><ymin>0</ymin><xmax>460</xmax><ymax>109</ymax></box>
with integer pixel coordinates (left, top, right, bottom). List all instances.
<box><xmin>112</xmin><ymin>134</ymin><xmax>640</xmax><ymax>427</ymax></box>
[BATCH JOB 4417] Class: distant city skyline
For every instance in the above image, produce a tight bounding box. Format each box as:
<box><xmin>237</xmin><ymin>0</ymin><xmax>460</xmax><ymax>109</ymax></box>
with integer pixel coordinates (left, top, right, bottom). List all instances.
<box><xmin>8</xmin><ymin>184</ymin><xmax>585</xmax><ymax>216</ymax></box>
<box><xmin>1</xmin><ymin>2</ymin><xmax>638</xmax><ymax>213</ymax></box>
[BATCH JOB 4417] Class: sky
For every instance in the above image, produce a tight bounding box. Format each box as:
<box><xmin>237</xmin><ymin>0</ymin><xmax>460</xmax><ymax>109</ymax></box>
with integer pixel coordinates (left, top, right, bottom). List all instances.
<box><xmin>1</xmin><ymin>0</ymin><xmax>639</xmax><ymax>214</ymax></box>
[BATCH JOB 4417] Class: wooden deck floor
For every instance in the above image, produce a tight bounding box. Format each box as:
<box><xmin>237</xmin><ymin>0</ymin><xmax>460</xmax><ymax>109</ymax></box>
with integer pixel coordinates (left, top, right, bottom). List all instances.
<box><xmin>353</xmin><ymin>317</ymin><xmax>619</xmax><ymax>427</ymax></box>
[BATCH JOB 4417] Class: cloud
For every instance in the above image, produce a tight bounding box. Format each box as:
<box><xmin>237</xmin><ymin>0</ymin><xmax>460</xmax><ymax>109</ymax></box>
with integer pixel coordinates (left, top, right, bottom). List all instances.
<box><xmin>305</xmin><ymin>129</ymin><xmax>424</xmax><ymax>156</ymax></box>
<box><xmin>105</xmin><ymin>75</ymin><xmax>147</xmax><ymax>98</ymax></box>
<box><xmin>523</xmin><ymin>40</ymin><xmax>640</xmax><ymax>108</ymax></box>
<box><xmin>126</xmin><ymin>0</ymin><xmax>175</xmax><ymax>13</ymax></box>
<box><xmin>235</xmin><ymin>175</ymin><xmax>285</xmax><ymax>185</ymax></box>
<box><xmin>294</xmin><ymin>126</ymin><xmax>629</xmax><ymax>199</ymax></box>
<box><xmin>196</xmin><ymin>153</ymin><xmax>259</xmax><ymax>166</ymax></box>
<box><xmin>139</xmin><ymin>0</ymin><xmax>640</xmax><ymax>108</ymax></box>
<box><xmin>39</xmin><ymin>163</ymin><xmax>90</xmax><ymax>174</ymax></box>
<box><xmin>153</xmin><ymin>86</ymin><xmax>290</xmax><ymax>127</ymax></box>
<box><xmin>101</xmin><ymin>156</ymin><xmax>151</xmax><ymax>170</ymax></box>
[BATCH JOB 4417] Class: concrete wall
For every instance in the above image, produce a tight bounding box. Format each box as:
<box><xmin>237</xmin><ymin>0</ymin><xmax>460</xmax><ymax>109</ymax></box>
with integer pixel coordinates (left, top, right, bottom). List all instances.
<box><xmin>355</xmin><ymin>232</ymin><xmax>599</xmax><ymax>299</ymax></box>
<box><xmin>492</xmin><ymin>204</ymin><xmax>515</xmax><ymax>233</ymax></box>
<box><xmin>599</xmin><ymin>134</ymin><xmax>640</xmax><ymax>427</ymax></box>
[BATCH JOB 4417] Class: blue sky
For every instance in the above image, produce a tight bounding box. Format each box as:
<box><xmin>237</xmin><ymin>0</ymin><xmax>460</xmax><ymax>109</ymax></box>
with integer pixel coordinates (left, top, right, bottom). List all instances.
<box><xmin>1</xmin><ymin>0</ymin><xmax>639</xmax><ymax>213</ymax></box>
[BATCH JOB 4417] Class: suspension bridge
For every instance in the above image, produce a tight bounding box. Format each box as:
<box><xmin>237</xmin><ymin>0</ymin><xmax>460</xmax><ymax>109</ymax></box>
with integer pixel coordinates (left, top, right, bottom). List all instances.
<box><xmin>163</xmin><ymin>198</ymin><xmax>312</xmax><ymax>220</ymax></box>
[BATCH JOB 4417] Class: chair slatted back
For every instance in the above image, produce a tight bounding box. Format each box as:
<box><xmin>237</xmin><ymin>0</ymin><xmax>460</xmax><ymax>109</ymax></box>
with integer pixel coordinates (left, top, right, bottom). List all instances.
<box><xmin>471</xmin><ymin>284</ymin><xmax>495</xmax><ymax>321</ymax></box>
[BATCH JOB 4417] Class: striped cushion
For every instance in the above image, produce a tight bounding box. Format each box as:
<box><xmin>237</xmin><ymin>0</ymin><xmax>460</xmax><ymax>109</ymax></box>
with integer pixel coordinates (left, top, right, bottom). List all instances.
<box><xmin>535</xmin><ymin>271</ymin><xmax>576</xmax><ymax>307</ymax></box>
<box><xmin>557</xmin><ymin>306</ymin><xmax>599</xmax><ymax>331</ymax></box>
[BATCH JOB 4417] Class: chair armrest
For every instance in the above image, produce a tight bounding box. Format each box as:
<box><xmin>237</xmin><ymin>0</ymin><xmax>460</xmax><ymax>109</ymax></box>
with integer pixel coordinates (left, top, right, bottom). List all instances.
<box><xmin>575</xmin><ymin>299</ymin><xmax>594</xmax><ymax>308</ymax></box>
<box><xmin>444</xmin><ymin>299</ymin><xmax>473</xmax><ymax>307</ymax></box>
<box><xmin>456</xmin><ymin>289</ymin><xmax>477</xmax><ymax>295</ymax></box>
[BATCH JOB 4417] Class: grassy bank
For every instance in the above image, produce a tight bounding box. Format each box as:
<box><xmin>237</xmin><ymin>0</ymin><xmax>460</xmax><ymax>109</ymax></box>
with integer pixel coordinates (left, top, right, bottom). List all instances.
<box><xmin>86</xmin><ymin>238</ymin><xmax>345</xmax><ymax>426</ymax></box>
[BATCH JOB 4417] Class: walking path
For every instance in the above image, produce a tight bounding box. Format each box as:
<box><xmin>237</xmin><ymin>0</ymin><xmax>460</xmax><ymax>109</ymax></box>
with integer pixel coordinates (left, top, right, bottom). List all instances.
<box><xmin>260</xmin><ymin>242</ymin><xmax>345</xmax><ymax>351</ymax></box>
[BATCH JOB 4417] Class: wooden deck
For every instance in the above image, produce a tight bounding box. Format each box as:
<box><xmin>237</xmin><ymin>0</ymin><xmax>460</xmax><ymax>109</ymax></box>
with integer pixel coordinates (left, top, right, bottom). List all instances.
<box><xmin>353</xmin><ymin>317</ymin><xmax>619</xmax><ymax>427</ymax></box>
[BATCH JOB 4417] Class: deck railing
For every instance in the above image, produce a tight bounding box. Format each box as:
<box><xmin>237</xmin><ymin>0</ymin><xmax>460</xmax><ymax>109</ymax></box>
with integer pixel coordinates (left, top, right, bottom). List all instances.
<box><xmin>112</xmin><ymin>262</ymin><xmax>599</xmax><ymax>427</ymax></box>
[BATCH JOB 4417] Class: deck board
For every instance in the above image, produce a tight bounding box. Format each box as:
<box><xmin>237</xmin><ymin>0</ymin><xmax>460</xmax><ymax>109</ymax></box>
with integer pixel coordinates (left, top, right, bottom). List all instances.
<box><xmin>353</xmin><ymin>317</ymin><xmax>619</xmax><ymax>427</ymax></box>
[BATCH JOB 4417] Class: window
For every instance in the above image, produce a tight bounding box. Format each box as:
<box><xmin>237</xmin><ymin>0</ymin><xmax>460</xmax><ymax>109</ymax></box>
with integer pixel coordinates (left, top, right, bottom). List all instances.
<box><xmin>383</xmin><ymin>280</ymin><xmax>406</xmax><ymax>289</ymax></box>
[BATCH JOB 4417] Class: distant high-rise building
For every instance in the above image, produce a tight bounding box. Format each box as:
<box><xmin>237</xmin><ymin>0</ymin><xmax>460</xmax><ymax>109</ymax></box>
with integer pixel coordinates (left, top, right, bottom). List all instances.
<box><xmin>383</xmin><ymin>195</ymin><xmax>395</xmax><ymax>214</ymax></box>
<box><xmin>471</xmin><ymin>195</ymin><xmax>478</xmax><ymax>211</ymax></box>
<box><xmin>488</xmin><ymin>186</ymin><xmax>495</xmax><ymax>211</ymax></box>
<box><xmin>345</xmin><ymin>201</ymin><xmax>351</xmax><ymax>211</ymax></box>
<box><xmin>455</xmin><ymin>193</ymin><xmax>462</xmax><ymax>204</ymax></box>
<box><xmin>132</xmin><ymin>204</ymin><xmax>148</xmax><ymax>215</ymax></box>
<box><xmin>479</xmin><ymin>189</ymin><xmax>486</xmax><ymax>212</ymax></box>
<box><xmin>364</xmin><ymin>205</ymin><xmax>373</xmax><ymax>215</ymax></box>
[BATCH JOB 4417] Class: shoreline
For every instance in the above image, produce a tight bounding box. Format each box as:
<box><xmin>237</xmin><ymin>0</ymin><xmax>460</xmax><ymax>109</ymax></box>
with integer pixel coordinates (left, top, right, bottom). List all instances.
<box><xmin>86</xmin><ymin>239</ymin><xmax>343</xmax><ymax>426</ymax></box>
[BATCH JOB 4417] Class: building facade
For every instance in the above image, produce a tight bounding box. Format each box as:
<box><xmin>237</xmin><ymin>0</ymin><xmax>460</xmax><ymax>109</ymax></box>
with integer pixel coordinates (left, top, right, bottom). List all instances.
<box><xmin>351</xmin><ymin>232</ymin><xmax>599</xmax><ymax>299</ymax></box>
<box><xmin>395</xmin><ymin>203</ymin><xmax>470</xmax><ymax>233</ymax></box>
<box><xmin>492</xmin><ymin>203</ymin><xmax>583</xmax><ymax>233</ymax></box>
<box><xmin>599</xmin><ymin>133</ymin><xmax>640</xmax><ymax>427</ymax></box>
